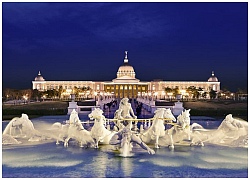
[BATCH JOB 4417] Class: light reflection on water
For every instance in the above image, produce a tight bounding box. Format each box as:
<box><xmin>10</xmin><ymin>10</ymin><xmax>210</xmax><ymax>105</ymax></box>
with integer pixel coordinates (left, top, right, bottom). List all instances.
<box><xmin>2</xmin><ymin>115</ymin><xmax>248</xmax><ymax>178</ymax></box>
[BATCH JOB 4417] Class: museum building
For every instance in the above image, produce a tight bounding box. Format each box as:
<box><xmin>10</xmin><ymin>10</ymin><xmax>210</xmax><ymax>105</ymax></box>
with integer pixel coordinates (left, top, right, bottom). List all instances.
<box><xmin>32</xmin><ymin>51</ymin><xmax>220</xmax><ymax>99</ymax></box>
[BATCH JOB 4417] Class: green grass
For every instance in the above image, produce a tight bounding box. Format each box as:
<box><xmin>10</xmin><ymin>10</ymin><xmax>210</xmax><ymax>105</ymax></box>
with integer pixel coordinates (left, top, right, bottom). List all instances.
<box><xmin>2</xmin><ymin>100</ymin><xmax>248</xmax><ymax>121</ymax></box>
<box><xmin>2</xmin><ymin>101</ymin><xmax>69</xmax><ymax>120</ymax></box>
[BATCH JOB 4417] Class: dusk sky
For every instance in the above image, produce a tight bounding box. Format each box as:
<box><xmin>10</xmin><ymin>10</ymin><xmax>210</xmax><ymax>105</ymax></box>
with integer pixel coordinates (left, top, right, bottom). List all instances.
<box><xmin>2</xmin><ymin>2</ymin><xmax>248</xmax><ymax>92</ymax></box>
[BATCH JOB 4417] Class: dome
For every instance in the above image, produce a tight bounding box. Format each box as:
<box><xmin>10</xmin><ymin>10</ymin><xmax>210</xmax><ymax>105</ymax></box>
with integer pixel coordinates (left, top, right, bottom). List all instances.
<box><xmin>208</xmin><ymin>71</ymin><xmax>218</xmax><ymax>82</ymax></box>
<box><xmin>117</xmin><ymin>51</ymin><xmax>136</xmax><ymax>79</ymax></box>
<box><xmin>34</xmin><ymin>71</ymin><xmax>45</xmax><ymax>81</ymax></box>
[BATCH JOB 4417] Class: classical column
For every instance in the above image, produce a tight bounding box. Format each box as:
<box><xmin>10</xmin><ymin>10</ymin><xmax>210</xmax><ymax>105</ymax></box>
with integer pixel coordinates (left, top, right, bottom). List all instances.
<box><xmin>122</xmin><ymin>85</ymin><xmax>125</xmax><ymax>98</ymax></box>
<box><xmin>132</xmin><ymin>85</ymin><xmax>134</xmax><ymax>98</ymax></box>
<box><xmin>127</xmin><ymin>85</ymin><xmax>129</xmax><ymax>98</ymax></box>
<box><xmin>118</xmin><ymin>85</ymin><xmax>120</xmax><ymax>98</ymax></box>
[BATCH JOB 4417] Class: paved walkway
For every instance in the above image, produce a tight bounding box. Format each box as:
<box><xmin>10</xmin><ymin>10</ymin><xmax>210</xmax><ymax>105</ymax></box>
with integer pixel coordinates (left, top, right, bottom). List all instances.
<box><xmin>102</xmin><ymin>98</ymin><xmax>154</xmax><ymax>119</ymax></box>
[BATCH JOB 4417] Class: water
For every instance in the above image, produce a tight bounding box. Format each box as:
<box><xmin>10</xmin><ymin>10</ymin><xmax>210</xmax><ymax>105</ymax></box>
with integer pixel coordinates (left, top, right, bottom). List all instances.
<box><xmin>2</xmin><ymin>115</ymin><xmax>248</xmax><ymax>178</ymax></box>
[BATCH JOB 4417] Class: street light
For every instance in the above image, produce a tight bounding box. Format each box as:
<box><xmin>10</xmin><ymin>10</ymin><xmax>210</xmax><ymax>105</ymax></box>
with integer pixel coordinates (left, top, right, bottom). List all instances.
<box><xmin>94</xmin><ymin>92</ymin><xmax>97</xmax><ymax>101</ymax></box>
<box><xmin>161</xmin><ymin>91</ymin><xmax>165</xmax><ymax>100</ymax></box>
<box><xmin>23</xmin><ymin>95</ymin><xmax>28</xmax><ymax>104</ymax></box>
<box><xmin>167</xmin><ymin>92</ymin><xmax>173</xmax><ymax>101</ymax></box>
<box><xmin>154</xmin><ymin>92</ymin><xmax>158</xmax><ymax>100</ymax></box>
<box><xmin>148</xmin><ymin>92</ymin><xmax>152</xmax><ymax>100</ymax></box>
<box><xmin>231</xmin><ymin>93</ymin><xmax>235</xmax><ymax>100</ymax></box>
<box><xmin>100</xmin><ymin>92</ymin><xmax>103</xmax><ymax>100</ymax></box>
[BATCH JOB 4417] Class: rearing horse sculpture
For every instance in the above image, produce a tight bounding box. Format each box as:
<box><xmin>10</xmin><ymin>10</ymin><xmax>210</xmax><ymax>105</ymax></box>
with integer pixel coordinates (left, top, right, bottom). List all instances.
<box><xmin>88</xmin><ymin>108</ymin><xmax>116</xmax><ymax>148</ymax></box>
<box><xmin>165</xmin><ymin>109</ymin><xmax>204</xmax><ymax>148</ymax></box>
<box><xmin>140</xmin><ymin>108</ymin><xmax>176</xmax><ymax>148</ymax></box>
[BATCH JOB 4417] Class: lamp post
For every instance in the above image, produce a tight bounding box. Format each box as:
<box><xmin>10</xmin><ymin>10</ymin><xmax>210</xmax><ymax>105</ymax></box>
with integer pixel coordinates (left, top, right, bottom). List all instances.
<box><xmin>23</xmin><ymin>95</ymin><xmax>28</xmax><ymax>104</ymax></box>
<box><xmin>94</xmin><ymin>92</ymin><xmax>97</xmax><ymax>101</ymax></box>
<box><xmin>100</xmin><ymin>92</ymin><xmax>103</xmax><ymax>100</ymax></box>
<box><xmin>180</xmin><ymin>90</ymin><xmax>186</xmax><ymax>101</ymax></box>
<box><xmin>148</xmin><ymin>92</ymin><xmax>152</xmax><ymax>100</ymax></box>
<box><xmin>161</xmin><ymin>91</ymin><xmax>165</xmax><ymax>100</ymax></box>
<box><xmin>167</xmin><ymin>92</ymin><xmax>173</xmax><ymax>101</ymax></box>
<box><xmin>154</xmin><ymin>92</ymin><xmax>158</xmax><ymax>100</ymax></box>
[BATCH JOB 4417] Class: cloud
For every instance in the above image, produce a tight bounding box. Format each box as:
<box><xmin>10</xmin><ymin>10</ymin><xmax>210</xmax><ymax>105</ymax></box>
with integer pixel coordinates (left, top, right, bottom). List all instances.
<box><xmin>3</xmin><ymin>3</ymin><xmax>172</xmax><ymax>41</ymax></box>
<box><xmin>3</xmin><ymin>3</ymin><xmax>61</xmax><ymax>26</ymax></box>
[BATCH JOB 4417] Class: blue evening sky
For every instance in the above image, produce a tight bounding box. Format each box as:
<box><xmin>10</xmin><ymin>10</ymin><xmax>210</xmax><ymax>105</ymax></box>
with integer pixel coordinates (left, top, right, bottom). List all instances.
<box><xmin>2</xmin><ymin>2</ymin><xmax>248</xmax><ymax>92</ymax></box>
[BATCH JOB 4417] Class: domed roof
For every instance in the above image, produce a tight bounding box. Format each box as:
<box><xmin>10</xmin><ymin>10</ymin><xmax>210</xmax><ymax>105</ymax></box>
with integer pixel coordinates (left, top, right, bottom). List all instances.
<box><xmin>117</xmin><ymin>51</ymin><xmax>136</xmax><ymax>79</ymax></box>
<box><xmin>208</xmin><ymin>71</ymin><xmax>218</xmax><ymax>82</ymax></box>
<box><xmin>118</xmin><ymin>62</ymin><xmax>135</xmax><ymax>72</ymax></box>
<box><xmin>34</xmin><ymin>71</ymin><xmax>45</xmax><ymax>81</ymax></box>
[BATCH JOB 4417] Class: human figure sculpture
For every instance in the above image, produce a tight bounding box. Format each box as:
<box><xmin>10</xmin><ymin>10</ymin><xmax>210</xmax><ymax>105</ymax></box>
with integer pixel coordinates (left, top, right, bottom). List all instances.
<box><xmin>115</xmin><ymin>98</ymin><xmax>137</xmax><ymax>130</ymax></box>
<box><xmin>110</xmin><ymin>121</ymin><xmax>155</xmax><ymax>156</ymax></box>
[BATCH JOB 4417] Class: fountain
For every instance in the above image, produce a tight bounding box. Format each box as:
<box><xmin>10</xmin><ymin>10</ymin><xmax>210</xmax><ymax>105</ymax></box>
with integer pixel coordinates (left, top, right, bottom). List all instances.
<box><xmin>2</xmin><ymin>113</ymin><xmax>48</xmax><ymax>144</ymax></box>
<box><xmin>2</xmin><ymin>98</ymin><xmax>248</xmax><ymax>177</ymax></box>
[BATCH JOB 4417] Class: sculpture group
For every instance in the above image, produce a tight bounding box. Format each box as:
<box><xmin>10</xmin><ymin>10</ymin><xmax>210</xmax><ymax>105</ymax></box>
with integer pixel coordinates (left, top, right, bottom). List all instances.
<box><xmin>2</xmin><ymin>98</ymin><xmax>248</xmax><ymax>157</ymax></box>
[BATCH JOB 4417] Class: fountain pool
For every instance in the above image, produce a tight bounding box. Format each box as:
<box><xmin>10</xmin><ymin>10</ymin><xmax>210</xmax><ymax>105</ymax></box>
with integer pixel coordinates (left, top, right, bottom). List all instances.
<box><xmin>2</xmin><ymin>115</ymin><xmax>248</xmax><ymax>178</ymax></box>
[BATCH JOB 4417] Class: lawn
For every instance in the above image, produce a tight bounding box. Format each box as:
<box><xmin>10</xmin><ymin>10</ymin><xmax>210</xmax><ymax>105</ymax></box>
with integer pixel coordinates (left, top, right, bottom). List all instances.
<box><xmin>2</xmin><ymin>101</ymin><xmax>69</xmax><ymax>120</ymax></box>
<box><xmin>2</xmin><ymin>100</ymin><xmax>248</xmax><ymax>120</ymax></box>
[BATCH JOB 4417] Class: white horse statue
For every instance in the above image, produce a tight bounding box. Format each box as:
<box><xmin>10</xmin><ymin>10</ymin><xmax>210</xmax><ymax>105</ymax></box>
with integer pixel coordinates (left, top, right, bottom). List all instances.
<box><xmin>2</xmin><ymin>114</ymin><xmax>47</xmax><ymax>144</ymax></box>
<box><xmin>3</xmin><ymin>114</ymin><xmax>36</xmax><ymax>137</ymax></box>
<box><xmin>140</xmin><ymin>108</ymin><xmax>176</xmax><ymax>148</ymax></box>
<box><xmin>203</xmin><ymin>114</ymin><xmax>248</xmax><ymax>147</ymax></box>
<box><xmin>50</xmin><ymin>122</ymin><xmax>69</xmax><ymax>145</ymax></box>
<box><xmin>88</xmin><ymin>108</ymin><xmax>116</xmax><ymax>148</ymax></box>
<box><xmin>64</xmin><ymin>109</ymin><xmax>94</xmax><ymax>147</ymax></box>
<box><xmin>165</xmin><ymin>109</ymin><xmax>204</xmax><ymax>148</ymax></box>
<box><xmin>3</xmin><ymin>114</ymin><xmax>37</xmax><ymax>137</ymax></box>
<box><xmin>51</xmin><ymin>109</ymin><xmax>94</xmax><ymax>147</ymax></box>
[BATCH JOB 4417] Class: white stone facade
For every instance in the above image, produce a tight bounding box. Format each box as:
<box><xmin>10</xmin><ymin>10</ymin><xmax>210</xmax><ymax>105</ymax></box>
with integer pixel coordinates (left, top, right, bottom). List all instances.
<box><xmin>32</xmin><ymin>51</ymin><xmax>220</xmax><ymax>99</ymax></box>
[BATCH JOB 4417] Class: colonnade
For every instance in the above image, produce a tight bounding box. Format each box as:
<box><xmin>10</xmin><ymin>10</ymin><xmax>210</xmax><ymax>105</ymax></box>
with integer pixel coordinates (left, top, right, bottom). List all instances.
<box><xmin>104</xmin><ymin>84</ymin><xmax>148</xmax><ymax>98</ymax></box>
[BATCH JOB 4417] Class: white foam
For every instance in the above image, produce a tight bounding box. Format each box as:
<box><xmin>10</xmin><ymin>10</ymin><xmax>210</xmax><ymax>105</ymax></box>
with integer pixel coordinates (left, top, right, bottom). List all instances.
<box><xmin>2</xmin><ymin>151</ymin><xmax>82</xmax><ymax>167</ymax></box>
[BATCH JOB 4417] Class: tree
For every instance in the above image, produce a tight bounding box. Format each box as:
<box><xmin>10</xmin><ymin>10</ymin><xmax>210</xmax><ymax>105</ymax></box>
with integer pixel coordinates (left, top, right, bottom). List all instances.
<box><xmin>58</xmin><ymin>85</ymin><xmax>64</xmax><ymax>99</ymax></box>
<box><xmin>45</xmin><ymin>89</ymin><xmax>58</xmax><ymax>99</ymax></box>
<box><xmin>3</xmin><ymin>88</ymin><xmax>13</xmax><ymax>101</ymax></box>
<box><xmin>209</xmin><ymin>89</ymin><xmax>217</xmax><ymax>99</ymax></box>
<box><xmin>31</xmin><ymin>89</ymin><xmax>41</xmax><ymax>101</ymax></box>
<box><xmin>202</xmin><ymin>92</ymin><xmax>207</xmax><ymax>99</ymax></box>
<box><xmin>172</xmin><ymin>86</ymin><xmax>179</xmax><ymax>97</ymax></box>
<box><xmin>73</xmin><ymin>86</ymin><xmax>80</xmax><ymax>97</ymax></box>
<box><xmin>165</xmin><ymin>87</ymin><xmax>172</xmax><ymax>93</ymax></box>
<box><xmin>186</xmin><ymin>86</ymin><xmax>199</xmax><ymax>99</ymax></box>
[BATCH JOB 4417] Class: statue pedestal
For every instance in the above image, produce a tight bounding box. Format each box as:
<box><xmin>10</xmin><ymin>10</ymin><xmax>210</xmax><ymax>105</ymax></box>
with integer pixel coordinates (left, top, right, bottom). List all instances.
<box><xmin>68</xmin><ymin>101</ymin><xmax>78</xmax><ymax>115</ymax></box>
<box><xmin>173</xmin><ymin>101</ymin><xmax>184</xmax><ymax>116</ymax></box>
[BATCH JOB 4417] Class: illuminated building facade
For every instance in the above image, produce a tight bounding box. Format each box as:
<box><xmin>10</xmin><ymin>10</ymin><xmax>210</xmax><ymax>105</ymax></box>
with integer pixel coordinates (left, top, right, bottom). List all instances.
<box><xmin>32</xmin><ymin>51</ymin><xmax>220</xmax><ymax>99</ymax></box>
